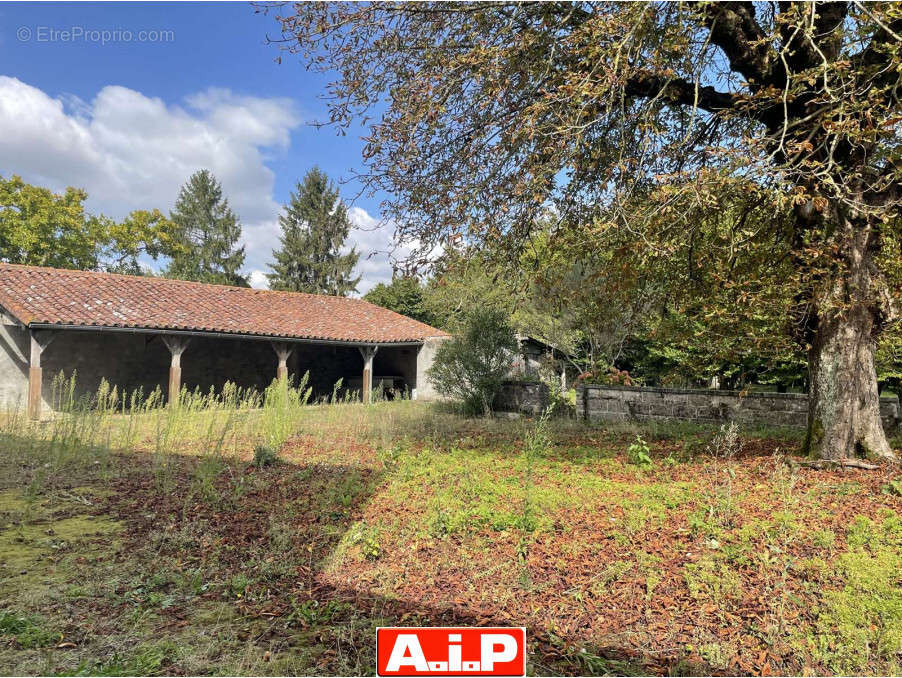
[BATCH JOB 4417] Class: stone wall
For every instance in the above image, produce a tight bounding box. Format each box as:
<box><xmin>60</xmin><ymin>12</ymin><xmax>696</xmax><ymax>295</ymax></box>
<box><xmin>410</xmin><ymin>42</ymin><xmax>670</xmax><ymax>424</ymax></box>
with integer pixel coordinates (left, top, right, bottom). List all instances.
<box><xmin>580</xmin><ymin>384</ymin><xmax>900</xmax><ymax>433</ymax></box>
<box><xmin>494</xmin><ymin>381</ymin><xmax>550</xmax><ymax>415</ymax></box>
<box><xmin>491</xmin><ymin>380</ymin><xmax>902</xmax><ymax>434</ymax></box>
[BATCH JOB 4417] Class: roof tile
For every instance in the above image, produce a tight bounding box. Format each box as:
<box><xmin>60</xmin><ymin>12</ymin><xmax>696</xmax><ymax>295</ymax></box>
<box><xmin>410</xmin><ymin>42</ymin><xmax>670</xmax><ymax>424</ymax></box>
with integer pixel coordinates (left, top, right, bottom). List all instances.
<box><xmin>0</xmin><ymin>264</ymin><xmax>448</xmax><ymax>344</ymax></box>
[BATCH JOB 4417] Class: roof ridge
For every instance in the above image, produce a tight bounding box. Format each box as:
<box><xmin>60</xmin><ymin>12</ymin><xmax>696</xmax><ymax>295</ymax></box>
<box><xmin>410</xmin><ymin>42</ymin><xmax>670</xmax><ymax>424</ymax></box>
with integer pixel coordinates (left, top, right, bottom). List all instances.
<box><xmin>0</xmin><ymin>262</ymin><xmax>354</xmax><ymax>300</ymax></box>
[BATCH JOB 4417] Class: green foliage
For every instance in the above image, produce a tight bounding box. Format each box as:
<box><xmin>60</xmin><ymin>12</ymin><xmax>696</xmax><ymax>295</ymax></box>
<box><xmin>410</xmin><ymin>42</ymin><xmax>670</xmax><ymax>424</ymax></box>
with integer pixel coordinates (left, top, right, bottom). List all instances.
<box><xmin>275</xmin><ymin>2</ymin><xmax>902</xmax><ymax>459</ymax></box>
<box><xmin>261</xmin><ymin>372</ymin><xmax>312</xmax><ymax>451</ymax></box>
<box><xmin>267</xmin><ymin>167</ymin><xmax>360</xmax><ymax>296</ymax></box>
<box><xmin>0</xmin><ymin>175</ymin><xmax>103</xmax><ymax>269</ymax></box>
<box><xmin>0</xmin><ymin>610</ymin><xmax>58</xmax><ymax>649</ymax></box>
<box><xmin>363</xmin><ymin>275</ymin><xmax>436</xmax><ymax>325</ymax></box>
<box><xmin>104</xmin><ymin>209</ymin><xmax>182</xmax><ymax>275</ymax></box>
<box><xmin>165</xmin><ymin>169</ymin><xmax>247</xmax><ymax>286</ymax></box>
<box><xmin>427</xmin><ymin>308</ymin><xmax>518</xmax><ymax>415</ymax></box>
<box><xmin>253</xmin><ymin>445</ymin><xmax>278</xmax><ymax>469</ymax></box>
<box><xmin>0</xmin><ymin>174</ymin><xmax>177</xmax><ymax>274</ymax></box>
<box><xmin>347</xmin><ymin>522</ymin><xmax>382</xmax><ymax>560</ymax></box>
<box><xmin>876</xmin><ymin>324</ymin><xmax>902</xmax><ymax>396</ymax></box>
<box><xmin>626</xmin><ymin>435</ymin><xmax>653</xmax><ymax>468</ymax></box>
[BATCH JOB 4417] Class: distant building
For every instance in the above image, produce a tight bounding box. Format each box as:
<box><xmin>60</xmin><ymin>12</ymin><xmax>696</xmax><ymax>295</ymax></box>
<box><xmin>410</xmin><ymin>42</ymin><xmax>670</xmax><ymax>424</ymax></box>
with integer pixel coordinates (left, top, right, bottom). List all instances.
<box><xmin>510</xmin><ymin>334</ymin><xmax>575</xmax><ymax>390</ymax></box>
<box><xmin>0</xmin><ymin>264</ymin><xmax>448</xmax><ymax>418</ymax></box>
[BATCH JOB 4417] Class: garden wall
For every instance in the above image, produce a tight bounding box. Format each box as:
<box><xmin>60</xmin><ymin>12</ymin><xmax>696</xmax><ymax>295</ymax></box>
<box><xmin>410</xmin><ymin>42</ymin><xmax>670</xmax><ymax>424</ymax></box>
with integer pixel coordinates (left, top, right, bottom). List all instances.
<box><xmin>495</xmin><ymin>381</ymin><xmax>901</xmax><ymax>434</ymax></box>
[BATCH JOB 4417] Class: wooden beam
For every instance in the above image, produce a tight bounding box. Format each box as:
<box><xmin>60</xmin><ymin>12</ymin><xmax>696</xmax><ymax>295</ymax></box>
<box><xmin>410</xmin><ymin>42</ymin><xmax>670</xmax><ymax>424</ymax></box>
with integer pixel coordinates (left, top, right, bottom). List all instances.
<box><xmin>27</xmin><ymin>330</ymin><xmax>55</xmax><ymax>420</ymax></box>
<box><xmin>161</xmin><ymin>335</ymin><xmax>190</xmax><ymax>407</ymax></box>
<box><xmin>271</xmin><ymin>341</ymin><xmax>294</xmax><ymax>382</ymax></box>
<box><xmin>359</xmin><ymin>345</ymin><xmax>378</xmax><ymax>404</ymax></box>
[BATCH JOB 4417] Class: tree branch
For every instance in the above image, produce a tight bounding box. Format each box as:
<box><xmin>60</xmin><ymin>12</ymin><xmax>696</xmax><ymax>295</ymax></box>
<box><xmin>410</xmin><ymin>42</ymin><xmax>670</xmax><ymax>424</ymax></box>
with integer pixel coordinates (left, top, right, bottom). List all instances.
<box><xmin>624</xmin><ymin>71</ymin><xmax>743</xmax><ymax>114</ymax></box>
<box><xmin>701</xmin><ymin>1</ymin><xmax>771</xmax><ymax>88</ymax></box>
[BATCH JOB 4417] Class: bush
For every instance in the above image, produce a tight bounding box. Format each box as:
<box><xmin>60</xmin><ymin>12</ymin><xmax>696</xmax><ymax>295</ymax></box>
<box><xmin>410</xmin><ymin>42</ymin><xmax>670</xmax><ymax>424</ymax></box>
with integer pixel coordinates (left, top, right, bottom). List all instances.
<box><xmin>627</xmin><ymin>435</ymin><xmax>653</xmax><ymax>467</ymax></box>
<box><xmin>427</xmin><ymin>308</ymin><xmax>518</xmax><ymax>415</ymax></box>
<box><xmin>253</xmin><ymin>445</ymin><xmax>278</xmax><ymax>469</ymax></box>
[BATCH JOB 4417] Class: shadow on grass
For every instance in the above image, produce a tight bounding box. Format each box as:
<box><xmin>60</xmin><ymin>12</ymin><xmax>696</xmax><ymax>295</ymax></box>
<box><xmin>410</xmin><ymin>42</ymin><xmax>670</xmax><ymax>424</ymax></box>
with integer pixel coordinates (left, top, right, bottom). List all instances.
<box><xmin>0</xmin><ymin>422</ymin><xmax>721</xmax><ymax>677</ymax></box>
<box><xmin>97</xmin><ymin>443</ymin><xmax>654</xmax><ymax>676</ymax></box>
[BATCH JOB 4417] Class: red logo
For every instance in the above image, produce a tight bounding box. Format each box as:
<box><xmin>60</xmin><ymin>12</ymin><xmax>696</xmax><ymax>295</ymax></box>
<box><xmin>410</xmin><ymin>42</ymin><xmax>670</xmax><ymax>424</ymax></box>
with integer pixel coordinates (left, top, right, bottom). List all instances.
<box><xmin>377</xmin><ymin>627</ymin><xmax>526</xmax><ymax>676</ymax></box>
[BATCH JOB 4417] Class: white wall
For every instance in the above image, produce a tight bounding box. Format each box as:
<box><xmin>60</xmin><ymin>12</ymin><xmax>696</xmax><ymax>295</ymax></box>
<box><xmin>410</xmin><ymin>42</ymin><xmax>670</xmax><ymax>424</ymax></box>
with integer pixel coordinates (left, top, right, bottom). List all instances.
<box><xmin>414</xmin><ymin>336</ymin><xmax>448</xmax><ymax>401</ymax></box>
<box><xmin>0</xmin><ymin>324</ymin><xmax>32</xmax><ymax>411</ymax></box>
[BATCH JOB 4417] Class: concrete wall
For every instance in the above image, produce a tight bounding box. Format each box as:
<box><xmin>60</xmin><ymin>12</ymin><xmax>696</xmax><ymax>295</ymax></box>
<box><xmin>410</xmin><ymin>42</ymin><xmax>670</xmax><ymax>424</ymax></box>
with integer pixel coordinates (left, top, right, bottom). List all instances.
<box><xmin>0</xmin><ymin>325</ymin><xmax>30</xmax><ymax>410</ymax></box>
<box><xmin>0</xmin><ymin>327</ymin><xmax>429</xmax><ymax>411</ymax></box>
<box><xmin>492</xmin><ymin>380</ymin><xmax>902</xmax><ymax>434</ymax></box>
<box><xmin>413</xmin><ymin>336</ymin><xmax>447</xmax><ymax>401</ymax></box>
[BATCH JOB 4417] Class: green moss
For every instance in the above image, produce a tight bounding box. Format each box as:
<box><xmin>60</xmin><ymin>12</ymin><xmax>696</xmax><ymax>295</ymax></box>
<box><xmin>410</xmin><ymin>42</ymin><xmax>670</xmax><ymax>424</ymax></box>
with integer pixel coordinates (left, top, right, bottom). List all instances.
<box><xmin>0</xmin><ymin>488</ymin><xmax>122</xmax><ymax>595</ymax></box>
<box><xmin>0</xmin><ymin>489</ymin><xmax>28</xmax><ymax>514</ymax></box>
<box><xmin>798</xmin><ymin>513</ymin><xmax>902</xmax><ymax>674</ymax></box>
<box><xmin>803</xmin><ymin>418</ymin><xmax>824</xmax><ymax>458</ymax></box>
<box><xmin>684</xmin><ymin>556</ymin><xmax>741</xmax><ymax>604</ymax></box>
<box><xmin>846</xmin><ymin>515</ymin><xmax>875</xmax><ymax>548</ymax></box>
<box><xmin>697</xmin><ymin>641</ymin><xmax>731</xmax><ymax>670</ymax></box>
<box><xmin>810</xmin><ymin>528</ymin><xmax>836</xmax><ymax>550</ymax></box>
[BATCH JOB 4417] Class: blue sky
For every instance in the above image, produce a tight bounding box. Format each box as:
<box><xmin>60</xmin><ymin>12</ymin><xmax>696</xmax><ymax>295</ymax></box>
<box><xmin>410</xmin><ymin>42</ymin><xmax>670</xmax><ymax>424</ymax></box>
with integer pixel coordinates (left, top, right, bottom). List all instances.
<box><xmin>0</xmin><ymin>2</ymin><xmax>396</xmax><ymax>292</ymax></box>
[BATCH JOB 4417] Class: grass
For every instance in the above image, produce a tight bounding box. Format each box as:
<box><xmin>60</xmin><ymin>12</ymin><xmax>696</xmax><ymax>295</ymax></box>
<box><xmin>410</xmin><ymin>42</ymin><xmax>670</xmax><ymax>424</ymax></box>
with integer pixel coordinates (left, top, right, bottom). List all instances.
<box><xmin>0</xmin><ymin>381</ymin><xmax>900</xmax><ymax>676</ymax></box>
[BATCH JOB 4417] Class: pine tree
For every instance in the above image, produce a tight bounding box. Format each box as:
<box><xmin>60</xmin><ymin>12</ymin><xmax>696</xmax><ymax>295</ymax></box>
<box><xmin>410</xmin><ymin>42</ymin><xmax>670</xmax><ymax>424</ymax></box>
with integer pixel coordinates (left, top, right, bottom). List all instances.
<box><xmin>267</xmin><ymin>168</ymin><xmax>360</xmax><ymax>296</ymax></box>
<box><xmin>166</xmin><ymin>169</ymin><xmax>247</xmax><ymax>286</ymax></box>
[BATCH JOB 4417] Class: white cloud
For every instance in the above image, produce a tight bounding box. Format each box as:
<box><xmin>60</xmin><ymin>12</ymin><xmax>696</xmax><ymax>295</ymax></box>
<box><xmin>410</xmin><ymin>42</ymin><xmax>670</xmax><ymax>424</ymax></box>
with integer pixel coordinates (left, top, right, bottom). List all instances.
<box><xmin>347</xmin><ymin>206</ymin><xmax>401</xmax><ymax>294</ymax></box>
<box><xmin>0</xmin><ymin>76</ymin><xmax>408</xmax><ymax>295</ymax></box>
<box><xmin>248</xmin><ymin>269</ymin><xmax>269</xmax><ymax>289</ymax></box>
<box><xmin>0</xmin><ymin>75</ymin><xmax>295</xmax><ymax>278</ymax></box>
<box><xmin>347</xmin><ymin>206</ymin><xmax>445</xmax><ymax>295</ymax></box>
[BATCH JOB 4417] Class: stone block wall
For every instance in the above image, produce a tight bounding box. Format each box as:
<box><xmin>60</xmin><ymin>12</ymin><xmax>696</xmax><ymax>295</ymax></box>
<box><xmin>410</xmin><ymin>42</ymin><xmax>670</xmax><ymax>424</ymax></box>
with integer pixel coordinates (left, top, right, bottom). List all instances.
<box><xmin>491</xmin><ymin>380</ymin><xmax>901</xmax><ymax>434</ymax></box>
<box><xmin>494</xmin><ymin>381</ymin><xmax>550</xmax><ymax>415</ymax></box>
<box><xmin>580</xmin><ymin>384</ymin><xmax>900</xmax><ymax>433</ymax></box>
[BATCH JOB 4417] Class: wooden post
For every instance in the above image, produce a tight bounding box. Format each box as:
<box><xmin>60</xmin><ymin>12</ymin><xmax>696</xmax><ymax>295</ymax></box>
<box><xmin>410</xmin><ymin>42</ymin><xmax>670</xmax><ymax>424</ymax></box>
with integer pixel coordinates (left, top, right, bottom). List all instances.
<box><xmin>359</xmin><ymin>346</ymin><xmax>378</xmax><ymax>404</ymax></box>
<box><xmin>27</xmin><ymin>330</ymin><xmax>55</xmax><ymax>420</ymax></box>
<box><xmin>271</xmin><ymin>341</ymin><xmax>294</xmax><ymax>382</ymax></box>
<box><xmin>161</xmin><ymin>335</ymin><xmax>190</xmax><ymax>407</ymax></box>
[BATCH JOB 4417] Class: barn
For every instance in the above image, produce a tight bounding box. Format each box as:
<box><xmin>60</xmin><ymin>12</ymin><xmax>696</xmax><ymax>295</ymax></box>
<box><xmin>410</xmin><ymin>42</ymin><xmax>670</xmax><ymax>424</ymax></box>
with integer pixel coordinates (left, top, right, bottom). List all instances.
<box><xmin>0</xmin><ymin>263</ymin><xmax>448</xmax><ymax>418</ymax></box>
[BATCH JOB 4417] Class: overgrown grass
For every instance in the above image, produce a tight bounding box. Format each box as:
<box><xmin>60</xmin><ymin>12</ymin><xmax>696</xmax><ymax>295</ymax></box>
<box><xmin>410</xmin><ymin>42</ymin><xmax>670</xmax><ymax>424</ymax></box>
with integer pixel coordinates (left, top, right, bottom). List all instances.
<box><xmin>0</xmin><ymin>379</ymin><xmax>899</xmax><ymax>676</ymax></box>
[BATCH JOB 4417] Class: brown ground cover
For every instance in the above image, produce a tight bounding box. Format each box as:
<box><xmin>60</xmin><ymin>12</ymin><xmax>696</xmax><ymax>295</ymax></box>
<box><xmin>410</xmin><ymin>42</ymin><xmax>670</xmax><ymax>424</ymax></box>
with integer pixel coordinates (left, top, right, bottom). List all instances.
<box><xmin>1</xmin><ymin>401</ymin><xmax>900</xmax><ymax>675</ymax></box>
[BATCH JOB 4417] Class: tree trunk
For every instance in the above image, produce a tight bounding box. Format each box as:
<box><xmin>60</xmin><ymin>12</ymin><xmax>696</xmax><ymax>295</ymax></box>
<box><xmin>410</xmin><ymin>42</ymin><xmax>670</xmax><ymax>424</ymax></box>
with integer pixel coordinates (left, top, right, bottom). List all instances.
<box><xmin>804</xmin><ymin>304</ymin><xmax>894</xmax><ymax>460</ymax></box>
<box><xmin>802</xmin><ymin>207</ymin><xmax>897</xmax><ymax>462</ymax></box>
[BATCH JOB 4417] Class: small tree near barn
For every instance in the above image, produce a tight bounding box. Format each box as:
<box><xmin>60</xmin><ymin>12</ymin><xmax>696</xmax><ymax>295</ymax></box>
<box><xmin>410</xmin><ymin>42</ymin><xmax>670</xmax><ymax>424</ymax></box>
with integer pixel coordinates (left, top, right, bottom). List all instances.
<box><xmin>428</xmin><ymin>308</ymin><xmax>518</xmax><ymax>416</ymax></box>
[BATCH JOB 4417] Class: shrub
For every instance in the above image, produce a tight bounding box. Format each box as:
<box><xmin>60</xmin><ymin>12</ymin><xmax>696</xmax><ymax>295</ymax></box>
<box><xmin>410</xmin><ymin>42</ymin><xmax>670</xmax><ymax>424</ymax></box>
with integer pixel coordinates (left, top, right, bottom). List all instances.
<box><xmin>427</xmin><ymin>308</ymin><xmax>518</xmax><ymax>415</ymax></box>
<box><xmin>627</xmin><ymin>435</ymin><xmax>653</xmax><ymax>467</ymax></box>
<box><xmin>253</xmin><ymin>445</ymin><xmax>278</xmax><ymax>469</ymax></box>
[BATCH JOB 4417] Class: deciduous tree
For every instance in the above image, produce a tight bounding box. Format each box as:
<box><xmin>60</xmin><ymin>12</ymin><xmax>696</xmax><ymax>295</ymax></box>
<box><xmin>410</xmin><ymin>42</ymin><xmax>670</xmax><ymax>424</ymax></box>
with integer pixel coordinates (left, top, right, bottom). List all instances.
<box><xmin>0</xmin><ymin>174</ymin><xmax>177</xmax><ymax>274</ymax></box>
<box><xmin>274</xmin><ymin>2</ymin><xmax>902</xmax><ymax>460</ymax></box>
<box><xmin>363</xmin><ymin>275</ymin><xmax>436</xmax><ymax>326</ymax></box>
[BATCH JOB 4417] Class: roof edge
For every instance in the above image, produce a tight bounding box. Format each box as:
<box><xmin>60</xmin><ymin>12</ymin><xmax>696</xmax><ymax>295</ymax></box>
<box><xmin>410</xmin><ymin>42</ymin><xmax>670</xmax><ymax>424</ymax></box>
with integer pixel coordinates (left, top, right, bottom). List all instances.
<box><xmin>25</xmin><ymin>322</ymin><xmax>428</xmax><ymax>347</ymax></box>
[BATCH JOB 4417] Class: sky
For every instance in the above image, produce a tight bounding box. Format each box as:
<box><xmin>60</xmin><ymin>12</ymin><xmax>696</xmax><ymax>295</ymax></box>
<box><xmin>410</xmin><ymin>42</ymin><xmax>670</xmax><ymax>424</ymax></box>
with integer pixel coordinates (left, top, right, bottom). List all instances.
<box><xmin>0</xmin><ymin>2</ymin><xmax>399</xmax><ymax>293</ymax></box>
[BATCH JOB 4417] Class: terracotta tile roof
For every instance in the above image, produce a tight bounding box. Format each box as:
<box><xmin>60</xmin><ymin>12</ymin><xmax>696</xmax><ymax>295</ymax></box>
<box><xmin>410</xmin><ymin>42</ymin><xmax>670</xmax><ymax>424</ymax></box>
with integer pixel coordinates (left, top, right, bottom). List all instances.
<box><xmin>0</xmin><ymin>264</ymin><xmax>448</xmax><ymax>344</ymax></box>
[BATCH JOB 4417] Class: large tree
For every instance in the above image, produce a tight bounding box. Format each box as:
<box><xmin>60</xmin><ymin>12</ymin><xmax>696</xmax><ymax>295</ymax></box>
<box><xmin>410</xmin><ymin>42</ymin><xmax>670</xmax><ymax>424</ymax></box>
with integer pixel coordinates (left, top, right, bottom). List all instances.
<box><xmin>0</xmin><ymin>174</ymin><xmax>177</xmax><ymax>274</ymax></box>
<box><xmin>273</xmin><ymin>2</ymin><xmax>902</xmax><ymax>461</ymax></box>
<box><xmin>268</xmin><ymin>167</ymin><xmax>360</xmax><ymax>295</ymax></box>
<box><xmin>363</xmin><ymin>275</ymin><xmax>437</xmax><ymax>326</ymax></box>
<box><xmin>166</xmin><ymin>169</ymin><xmax>247</xmax><ymax>287</ymax></box>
